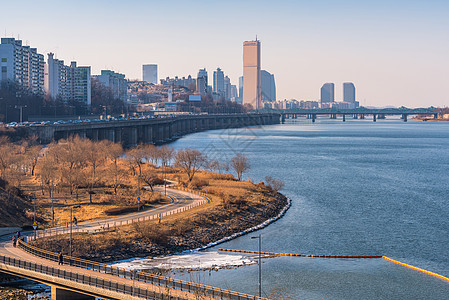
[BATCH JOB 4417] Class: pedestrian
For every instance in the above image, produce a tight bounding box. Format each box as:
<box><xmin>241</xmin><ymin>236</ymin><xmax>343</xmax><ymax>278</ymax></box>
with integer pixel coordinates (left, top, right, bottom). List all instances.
<box><xmin>16</xmin><ymin>231</ymin><xmax>21</xmax><ymax>239</ymax></box>
<box><xmin>12</xmin><ymin>235</ymin><xmax>17</xmax><ymax>247</ymax></box>
<box><xmin>58</xmin><ymin>252</ymin><xmax>63</xmax><ymax>265</ymax></box>
<box><xmin>73</xmin><ymin>216</ymin><xmax>78</xmax><ymax>227</ymax></box>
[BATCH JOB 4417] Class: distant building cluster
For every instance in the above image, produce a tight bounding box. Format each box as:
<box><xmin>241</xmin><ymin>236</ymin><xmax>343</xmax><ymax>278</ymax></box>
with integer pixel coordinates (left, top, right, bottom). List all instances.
<box><xmin>320</xmin><ymin>82</ymin><xmax>359</xmax><ymax>109</ymax></box>
<box><xmin>0</xmin><ymin>37</ymin><xmax>128</xmax><ymax>108</ymax></box>
<box><xmin>1</xmin><ymin>35</ymin><xmax>364</xmax><ymax>114</ymax></box>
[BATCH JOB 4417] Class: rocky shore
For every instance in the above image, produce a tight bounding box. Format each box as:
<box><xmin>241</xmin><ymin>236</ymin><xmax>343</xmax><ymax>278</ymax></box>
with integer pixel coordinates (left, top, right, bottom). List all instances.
<box><xmin>32</xmin><ymin>185</ymin><xmax>290</xmax><ymax>263</ymax></box>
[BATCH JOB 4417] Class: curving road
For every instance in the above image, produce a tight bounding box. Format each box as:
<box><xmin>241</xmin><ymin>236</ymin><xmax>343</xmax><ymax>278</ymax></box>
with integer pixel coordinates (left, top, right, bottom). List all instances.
<box><xmin>0</xmin><ymin>186</ymin><xmax>207</xmax><ymax>257</ymax></box>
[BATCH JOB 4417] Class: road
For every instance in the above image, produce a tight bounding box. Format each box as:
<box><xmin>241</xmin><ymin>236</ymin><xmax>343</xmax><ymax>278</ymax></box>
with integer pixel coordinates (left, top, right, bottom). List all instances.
<box><xmin>0</xmin><ymin>185</ymin><xmax>207</xmax><ymax>257</ymax></box>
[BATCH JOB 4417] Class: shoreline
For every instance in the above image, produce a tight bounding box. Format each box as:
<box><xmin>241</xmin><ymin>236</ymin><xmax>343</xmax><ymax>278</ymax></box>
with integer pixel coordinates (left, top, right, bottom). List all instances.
<box><xmin>30</xmin><ymin>182</ymin><xmax>291</xmax><ymax>263</ymax></box>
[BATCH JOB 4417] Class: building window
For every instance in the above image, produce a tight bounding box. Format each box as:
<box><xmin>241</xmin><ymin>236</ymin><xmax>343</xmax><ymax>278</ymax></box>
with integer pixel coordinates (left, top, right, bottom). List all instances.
<box><xmin>1</xmin><ymin>58</ymin><xmax>6</xmax><ymax>62</ymax></box>
<box><xmin>1</xmin><ymin>66</ymin><xmax>6</xmax><ymax>73</ymax></box>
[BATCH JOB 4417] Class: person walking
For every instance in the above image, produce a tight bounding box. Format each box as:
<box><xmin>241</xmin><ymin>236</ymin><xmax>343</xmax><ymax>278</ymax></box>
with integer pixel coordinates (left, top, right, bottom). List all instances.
<box><xmin>58</xmin><ymin>252</ymin><xmax>63</xmax><ymax>265</ymax></box>
<box><xmin>12</xmin><ymin>235</ymin><xmax>17</xmax><ymax>247</ymax></box>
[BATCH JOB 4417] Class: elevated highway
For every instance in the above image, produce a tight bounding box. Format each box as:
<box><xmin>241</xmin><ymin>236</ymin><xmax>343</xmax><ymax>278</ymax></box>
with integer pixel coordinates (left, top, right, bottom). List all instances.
<box><xmin>27</xmin><ymin>113</ymin><xmax>280</xmax><ymax>146</ymax></box>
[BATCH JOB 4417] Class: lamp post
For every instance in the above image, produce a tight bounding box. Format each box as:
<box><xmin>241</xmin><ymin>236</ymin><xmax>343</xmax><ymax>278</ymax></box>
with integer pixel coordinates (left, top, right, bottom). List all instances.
<box><xmin>14</xmin><ymin>105</ymin><xmax>27</xmax><ymax>123</ymax></box>
<box><xmin>251</xmin><ymin>234</ymin><xmax>262</xmax><ymax>298</ymax></box>
<box><xmin>69</xmin><ymin>205</ymin><xmax>81</xmax><ymax>260</ymax></box>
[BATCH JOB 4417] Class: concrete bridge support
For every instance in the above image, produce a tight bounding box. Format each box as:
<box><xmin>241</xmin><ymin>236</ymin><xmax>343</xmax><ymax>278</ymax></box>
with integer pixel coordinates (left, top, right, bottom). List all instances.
<box><xmin>312</xmin><ymin>114</ymin><xmax>316</xmax><ymax>123</ymax></box>
<box><xmin>402</xmin><ymin>114</ymin><xmax>408</xmax><ymax>122</ymax></box>
<box><xmin>51</xmin><ymin>286</ymin><xmax>94</xmax><ymax>300</ymax></box>
<box><xmin>360</xmin><ymin>114</ymin><xmax>365</xmax><ymax>119</ymax></box>
<box><xmin>343</xmin><ymin>114</ymin><xmax>346</xmax><ymax>122</ymax></box>
<box><xmin>373</xmin><ymin>114</ymin><xmax>377</xmax><ymax>122</ymax></box>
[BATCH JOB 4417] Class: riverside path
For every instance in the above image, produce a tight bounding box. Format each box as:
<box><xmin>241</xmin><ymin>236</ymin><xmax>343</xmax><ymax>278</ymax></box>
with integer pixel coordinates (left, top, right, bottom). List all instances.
<box><xmin>0</xmin><ymin>186</ymin><xmax>268</xmax><ymax>300</ymax></box>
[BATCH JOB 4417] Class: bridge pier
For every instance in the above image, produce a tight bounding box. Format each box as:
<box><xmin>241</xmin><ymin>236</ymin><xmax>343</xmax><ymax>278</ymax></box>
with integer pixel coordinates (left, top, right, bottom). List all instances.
<box><xmin>353</xmin><ymin>114</ymin><xmax>358</xmax><ymax>119</ymax></box>
<box><xmin>343</xmin><ymin>114</ymin><xmax>346</xmax><ymax>122</ymax></box>
<box><xmin>312</xmin><ymin>114</ymin><xmax>316</xmax><ymax>123</ymax></box>
<box><xmin>402</xmin><ymin>114</ymin><xmax>408</xmax><ymax>122</ymax></box>
<box><xmin>360</xmin><ymin>114</ymin><xmax>365</xmax><ymax>119</ymax></box>
<box><xmin>51</xmin><ymin>286</ymin><xmax>94</xmax><ymax>300</ymax></box>
<box><xmin>373</xmin><ymin>114</ymin><xmax>377</xmax><ymax>122</ymax></box>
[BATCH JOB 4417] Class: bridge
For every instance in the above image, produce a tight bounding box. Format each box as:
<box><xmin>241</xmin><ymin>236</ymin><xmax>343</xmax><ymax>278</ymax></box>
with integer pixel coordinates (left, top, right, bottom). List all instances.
<box><xmin>27</xmin><ymin>113</ymin><xmax>281</xmax><ymax>146</ymax></box>
<box><xmin>263</xmin><ymin>108</ymin><xmax>436</xmax><ymax>123</ymax></box>
<box><xmin>0</xmin><ymin>187</ymin><xmax>268</xmax><ymax>299</ymax></box>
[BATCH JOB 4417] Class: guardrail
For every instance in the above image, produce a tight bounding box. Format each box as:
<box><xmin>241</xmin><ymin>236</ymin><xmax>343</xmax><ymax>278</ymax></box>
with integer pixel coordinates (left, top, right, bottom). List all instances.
<box><xmin>18</xmin><ymin>239</ymin><xmax>268</xmax><ymax>300</ymax></box>
<box><xmin>0</xmin><ymin>253</ymin><xmax>182</xmax><ymax>300</ymax></box>
<box><xmin>28</xmin><ymin>188</ymin><xmax>209</xmax><ymax>242</ymax></box>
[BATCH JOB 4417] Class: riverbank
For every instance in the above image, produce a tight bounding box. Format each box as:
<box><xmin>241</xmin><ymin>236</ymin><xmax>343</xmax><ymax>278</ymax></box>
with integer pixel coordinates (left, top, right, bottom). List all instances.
<box><xmin>30</xmin><ymin>171</ymin><xmax>289</xmax><ymax>262</ymax></box>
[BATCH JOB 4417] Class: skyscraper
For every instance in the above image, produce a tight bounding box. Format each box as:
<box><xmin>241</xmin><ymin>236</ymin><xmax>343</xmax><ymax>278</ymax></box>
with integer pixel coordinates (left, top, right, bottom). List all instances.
<box><xmin>196</xmin><ymin>68</ymin><xmax>208</xmax><ymax>95</ymax></box>
<box><xmin>261</xmin><ymin>70</ymin><xmax>276</xmax><ymax>102</ymax></box>
<box><xmin>343</xmin><ymin>82</ymin><xmax>356</xmax><ymax>103</ymax></box>
<box><xmin>238</xmin><ymin>76</ymin><xmax>243</xmax><ymax>104</ymax></box>
<box><xmin>0</xmin><ymin>38</ymin><xmax>44</xmax><ymax>95</ymax></box>
<box><xmin>320</xmin><ymin>83</ymin><xmax>335</xmax><ymax>103</ymax></box>
<box><xmin>243</xmin><ymin>39</ymin><xmax>261</xmax><ymax>109</ymax></box>
<box><xmin>213</xmin><ymin>67</ymin><xmax>224</xmax><ymax>96</ymax></box>
<box><xmin>142</xmin><ymin>64</ymin><xmax>157</xmax><ymax>84</ymax></box>
<box><xmin>224</xmin><ymin>75</ymin><xmax>231</xmax><ymax>100</ymax></box>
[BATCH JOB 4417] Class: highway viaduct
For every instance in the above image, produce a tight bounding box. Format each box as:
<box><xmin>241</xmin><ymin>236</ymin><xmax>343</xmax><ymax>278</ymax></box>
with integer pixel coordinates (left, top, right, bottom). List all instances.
<box><xmin>27</xmin><ymin>113</ymin><xmax>281</xmax><ymax>146</ymax></box>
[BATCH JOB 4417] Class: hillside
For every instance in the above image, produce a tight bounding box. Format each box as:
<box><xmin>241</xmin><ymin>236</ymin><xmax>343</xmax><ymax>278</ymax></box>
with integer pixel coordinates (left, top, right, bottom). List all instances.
<box><xmin>0</xmin><ymin>188</ymin><xmax>33</xmax><ymax>228</ymax></box>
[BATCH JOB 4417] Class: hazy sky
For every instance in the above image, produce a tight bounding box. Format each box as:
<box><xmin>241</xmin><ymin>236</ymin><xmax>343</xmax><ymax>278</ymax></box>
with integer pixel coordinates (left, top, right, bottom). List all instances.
<box><xmin>2</xmin><ymin>0</ymin><xmax>448</xmax><ymax>107</ymax></box>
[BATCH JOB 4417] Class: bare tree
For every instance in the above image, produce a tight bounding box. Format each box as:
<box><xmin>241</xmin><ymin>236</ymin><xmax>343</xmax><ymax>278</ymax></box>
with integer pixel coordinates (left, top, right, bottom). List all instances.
<box><xmin>206</xmin><ymin>159</ymin><xmax>219</xmax><ymax>173</ymax></box>
<box><xmin>265</xmin><ymin>176</ymin><xmax>285</xmax><ymax>192</ymax></box>
<box><xmin>105</xmin><ymin>142</ymin><xmax>124</xmax><ymax>195</ymax></box>
<box><xmin>175</xmin><ymin>149</ymin><xmax>206</xmax><ymax>182</ymax></box>
<box><xmin>230</xmin><ymin>153</ymin><xmax>250</xmax><ymax>181</ymax></box>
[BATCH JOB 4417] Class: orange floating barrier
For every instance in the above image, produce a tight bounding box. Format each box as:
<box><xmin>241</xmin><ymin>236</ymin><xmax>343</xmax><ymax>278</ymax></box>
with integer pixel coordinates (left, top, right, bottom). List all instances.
<box><xmin>383</xmin><ymin>256</ymin><xmax>449</xmax><ymax>283</ymax></box>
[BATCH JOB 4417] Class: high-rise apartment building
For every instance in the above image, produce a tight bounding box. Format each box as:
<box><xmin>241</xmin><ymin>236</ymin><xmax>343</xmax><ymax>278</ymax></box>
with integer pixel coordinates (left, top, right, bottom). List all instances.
<box><xmin>261</xmin><ymin>70</ymin><xmax>276</xmax><ymax>102</ymax></box>
<box><xmin>0</xmin><ymin>38</ymin><xmax>45</xmax><ymax>95</ymax></box>
<box><xmin>320</xmin><ymin>83</ymin><xmax>334</xmax><ymax>103</ymax></box>
<box><xmin>142</xmin><ymin>64</ymin><xmax>157</xmax><ymax>84</ymax></box>
<box><xmin>196</xmin><ymin>68</ymin><xmax>208</xmax><ymax>95</ymax></box>
<box><xmin>343</xmin><ymin>82</ymin><xmax>356</xmax><ymax>103</ymax></box>
<box><xmin>96</xmin><ymin>70</ymin><xmax>127</xmax><ymax>102</ymax></box>
<box><xmin>44</xmin><ymin>53</ymin><xmax>91</xmax><ymax>106</ymax></box>
<box><xmin>243</xmin><ymin>39</ymin><xmax>261</xmax><ymax>109</ymax></box>
<box><xmin>213</xmin><ymin>67</ymin><xmax>224</xmax><ymax>96</ymax></box>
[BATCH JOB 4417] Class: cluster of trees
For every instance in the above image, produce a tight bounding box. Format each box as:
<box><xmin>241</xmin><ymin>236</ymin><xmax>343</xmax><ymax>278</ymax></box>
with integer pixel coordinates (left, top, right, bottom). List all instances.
<box><xmin>0</xmin><ymin>136</ymin><xmax>259</xmax><ymax>203</ymax></box>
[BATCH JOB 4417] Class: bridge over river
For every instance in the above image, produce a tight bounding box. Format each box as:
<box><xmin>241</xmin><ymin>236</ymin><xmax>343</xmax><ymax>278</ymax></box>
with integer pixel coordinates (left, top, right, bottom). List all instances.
<box><xmin>265</xmin><ymin>107</ymin><xmax>437</xmax><ymax>123</ymax></box>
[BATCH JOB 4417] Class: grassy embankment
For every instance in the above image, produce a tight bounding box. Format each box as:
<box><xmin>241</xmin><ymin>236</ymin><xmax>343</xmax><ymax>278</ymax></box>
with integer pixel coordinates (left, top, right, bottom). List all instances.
<box><xmin>30</xmin><ymin>166</ymin><xmax>287</xmax><ymax>262</ymax></box>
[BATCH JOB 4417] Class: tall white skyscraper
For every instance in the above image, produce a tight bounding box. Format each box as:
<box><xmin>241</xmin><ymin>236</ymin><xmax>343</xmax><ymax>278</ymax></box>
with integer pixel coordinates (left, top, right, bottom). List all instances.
<box><xmin>142</xmin><ymin>64</ymin><xmax>157</xmax><ymax>84</ymax></box>
<box><xmin>0</xmin><ymin>38</ymin><xmax>44</xmax><ymax>95</ymax></box>
<box><xmin>243</xmin><ymin>39</ymin><xmax>261</xmax><ymax>109</ymax></box>
<box><xmin>343</xmin><ymin>82</ymin><xmax>356</xmax><ymax>103</ymax></box>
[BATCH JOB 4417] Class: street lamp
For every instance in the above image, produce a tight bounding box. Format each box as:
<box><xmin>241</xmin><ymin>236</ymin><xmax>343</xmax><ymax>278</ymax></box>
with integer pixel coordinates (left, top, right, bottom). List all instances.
<box><xmin>251</xmin><ymin>234</ymin><xmax>262</xmax><ymax>298</ymax></box>
<box><xmin>69</xmin><ymin>205</ymin><xmax>81</xmax><ymax>260</ymax></box>
<box><xmin>14</xmin><ymin>105</ymin><xmax>27</xmax><ymax>123</ymax></box>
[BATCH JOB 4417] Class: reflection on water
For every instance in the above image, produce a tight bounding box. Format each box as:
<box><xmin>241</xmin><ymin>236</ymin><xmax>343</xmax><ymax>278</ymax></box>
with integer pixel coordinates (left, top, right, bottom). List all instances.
<box><xmin>168</xmin><ymin>119</ymin><xmax>449</xmax><ymax>299</ymax></box>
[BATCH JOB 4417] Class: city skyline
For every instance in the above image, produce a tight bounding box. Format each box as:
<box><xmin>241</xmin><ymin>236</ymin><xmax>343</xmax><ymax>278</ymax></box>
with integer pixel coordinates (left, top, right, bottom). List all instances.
<box><xmin>1</xmin><ymin>0</ymin><xmax>448</xmax><ymax>107</ymax></box>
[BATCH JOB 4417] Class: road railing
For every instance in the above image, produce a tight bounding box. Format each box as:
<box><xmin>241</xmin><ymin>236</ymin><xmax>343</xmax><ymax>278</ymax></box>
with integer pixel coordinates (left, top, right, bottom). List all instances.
<box><xmin>27</xmin><ymin>188</ymin><xmax>209</xmax><ymax>243</ymax></box>
<box><xmin>0</xmin><ymin>253</ymin><xmax>184</xmax><ymax>300</ymax></box>
<box><xmin>18</xmin><ymin>239</ymin><xmax>268</xmax><ymax>300</ymax></box>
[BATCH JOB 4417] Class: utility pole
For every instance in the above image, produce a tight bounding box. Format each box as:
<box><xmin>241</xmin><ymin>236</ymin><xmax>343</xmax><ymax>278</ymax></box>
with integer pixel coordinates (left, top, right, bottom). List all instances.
<box><xmin>70</xmin><ymin>207</ymin><xmax>72</xmax><ymax>258</ymax></box>
<box><xmin>251</xmin><ymin>234</ymin><xmax>262</xmax><ymax>298</ymax></box>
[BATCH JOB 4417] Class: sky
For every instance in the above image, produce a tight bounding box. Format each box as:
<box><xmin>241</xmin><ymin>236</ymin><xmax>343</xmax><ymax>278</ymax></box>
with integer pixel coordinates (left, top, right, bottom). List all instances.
<box><xmin>2</xmin><ymin>0</ymin><xmax>449</xmax><ymax>107</ymax></box>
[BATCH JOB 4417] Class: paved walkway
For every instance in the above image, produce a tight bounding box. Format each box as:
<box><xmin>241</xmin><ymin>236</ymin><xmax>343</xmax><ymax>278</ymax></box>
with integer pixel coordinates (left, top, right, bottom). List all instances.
<box><xmin>0</xmin><ymin>186</ymin><xmax>212</xmax><ymax>299</ymax></box>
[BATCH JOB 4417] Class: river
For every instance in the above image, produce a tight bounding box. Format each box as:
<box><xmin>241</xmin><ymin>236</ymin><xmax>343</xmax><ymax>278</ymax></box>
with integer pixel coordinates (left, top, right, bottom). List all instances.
<box><xmin>163</xmin><ymin>118</ymin><xmax>449</xmax><ymax>299</ymax></box>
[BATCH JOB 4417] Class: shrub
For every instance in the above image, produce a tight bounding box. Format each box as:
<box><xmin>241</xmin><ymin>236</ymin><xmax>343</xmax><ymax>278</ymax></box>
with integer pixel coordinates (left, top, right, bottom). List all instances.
<box><xmin>105</xmin><ymin>205</ymin><xmax>141</xmax><ymax>216</ymax></box>
<box><xmin>188</xmin><ymin>178</ymin><xmax>209</xmax><ymax>190</ymax></box>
